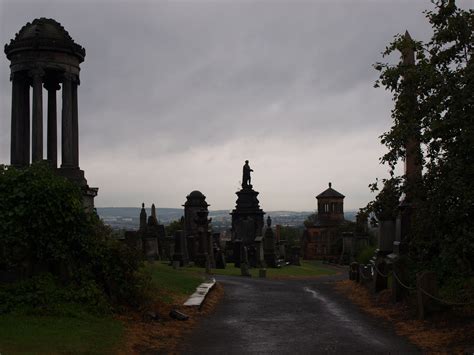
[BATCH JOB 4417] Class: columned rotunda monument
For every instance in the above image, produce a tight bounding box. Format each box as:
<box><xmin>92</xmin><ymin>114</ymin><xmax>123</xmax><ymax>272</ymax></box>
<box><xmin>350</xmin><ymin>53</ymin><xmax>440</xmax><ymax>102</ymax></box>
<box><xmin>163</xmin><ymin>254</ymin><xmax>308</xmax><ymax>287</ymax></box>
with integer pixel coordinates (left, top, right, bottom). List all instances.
<box><xmin>4</xmin><ymin>18</ymin><xmax>97</xmax><ymax>208</ymax></box>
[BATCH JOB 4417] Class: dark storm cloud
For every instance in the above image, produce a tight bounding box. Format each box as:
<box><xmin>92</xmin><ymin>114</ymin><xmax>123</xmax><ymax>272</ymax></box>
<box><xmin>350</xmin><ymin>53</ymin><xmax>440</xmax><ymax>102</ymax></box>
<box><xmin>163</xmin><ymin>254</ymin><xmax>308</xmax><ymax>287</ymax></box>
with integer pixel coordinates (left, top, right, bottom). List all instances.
<box><xmin>1</xmin><ymin>0</ymin><xmax>462</xmax><ymax>209</ymax></box>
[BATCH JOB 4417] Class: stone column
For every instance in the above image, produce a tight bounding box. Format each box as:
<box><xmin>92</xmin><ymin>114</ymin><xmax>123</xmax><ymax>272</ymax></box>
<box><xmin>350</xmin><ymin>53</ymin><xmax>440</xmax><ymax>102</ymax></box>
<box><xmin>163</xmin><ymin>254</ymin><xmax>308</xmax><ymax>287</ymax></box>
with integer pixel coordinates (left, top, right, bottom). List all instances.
<box><xmin>71</xmin><ymin>79</ymin><xmax>79</xmax><ymax>168</ymax></box>
<box><xmin>16</xmin><ymin>72</ymin><xmax>31</xmax><ymax>166</ymax></box>
<box><xmin>61</xmin><ymin>73</ymin><xmax>74</xmax><ymax>168</ymax></box>
<box><xmin>30</xmin><ymin>68</ymin><xmax>44</xmax><ymax>162</ymax></box>
<box><xmin>10</xmin><ymin>72</ymin><xmax>22</xmax><ymax>166</ymax></box>
<box><xmin>401</xmin><ymin>31</ymin><xmax>422</xmax><ymax>201</ymax></box>
<box><xmin>44</xmin><ymin>80</ymin><xmax>60</xmax><ymax>168</ymax></box>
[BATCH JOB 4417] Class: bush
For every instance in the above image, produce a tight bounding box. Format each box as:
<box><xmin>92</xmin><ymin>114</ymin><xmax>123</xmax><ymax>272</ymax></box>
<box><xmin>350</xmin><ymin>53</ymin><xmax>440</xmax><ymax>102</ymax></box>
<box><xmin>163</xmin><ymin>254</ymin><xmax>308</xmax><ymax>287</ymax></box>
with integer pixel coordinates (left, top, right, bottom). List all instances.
<box><xmin>0</xmin><ymin>163</ymin><xmax>90</xmax><ymax>271</ymax></box>
<box><xmin>356</xmin><ymin>245</ymin><xmax>376</xmax><ymax>265</ymax></box>
<box><xmin>0</xmin><ymin>273</ymin><xmax>110</xmax><ymax>316</ymax></box>
<box><xmin>0</xmin><ymin>163</ymin><xmax>151</xmax><ymax>313</ymax></box>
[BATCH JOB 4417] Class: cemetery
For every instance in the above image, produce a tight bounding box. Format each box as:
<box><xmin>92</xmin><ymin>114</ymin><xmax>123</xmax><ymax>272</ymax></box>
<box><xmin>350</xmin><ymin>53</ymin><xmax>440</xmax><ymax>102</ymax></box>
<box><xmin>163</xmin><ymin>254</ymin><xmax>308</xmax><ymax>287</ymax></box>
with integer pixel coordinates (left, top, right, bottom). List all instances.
<box><xmin>0</xmin><ymin>2</ymin><xmax>473</xmax><ymax>354</ymax></box>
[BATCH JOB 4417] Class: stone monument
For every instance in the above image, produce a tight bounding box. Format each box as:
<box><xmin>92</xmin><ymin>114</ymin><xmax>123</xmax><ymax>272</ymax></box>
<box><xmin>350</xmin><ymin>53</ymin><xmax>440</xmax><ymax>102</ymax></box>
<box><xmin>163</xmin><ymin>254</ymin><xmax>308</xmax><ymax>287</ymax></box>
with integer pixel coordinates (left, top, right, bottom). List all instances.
<box><xmin>172</xmin><ymin>229</ymin><xmax>189</xmax><ymax>267</ymax></box>
<box><xmin>125</xmin><ymin>203</ymin><xmax>166</xmax><ymax>260</ymax></box>
<box><xmin>4</xmin><ymin>18</ymin><xmax>97</xmax><ymax>209</ymax></box>
<box><xmin>263</xmin><ymin>216</ymin><xmax>278</xmax><ymax>267</ymax></box>
<box><xmin>231</xmin><ymin>160</ymin><xmax>265</xmax><ymax>267</ymax></box>
<box><xmin>183</xmin><ymin>190</ymin><xmax>211</xmax><ymax>263</ymax></box>
<box><xmin>391</xmin><ymin>31</ymin><xmax>423</xmax><ymax>302</ymax></box>
<box><xmin>194</xmin><ymin>209</ymin><xmax>215</xmax><ymax>268</ymax></box>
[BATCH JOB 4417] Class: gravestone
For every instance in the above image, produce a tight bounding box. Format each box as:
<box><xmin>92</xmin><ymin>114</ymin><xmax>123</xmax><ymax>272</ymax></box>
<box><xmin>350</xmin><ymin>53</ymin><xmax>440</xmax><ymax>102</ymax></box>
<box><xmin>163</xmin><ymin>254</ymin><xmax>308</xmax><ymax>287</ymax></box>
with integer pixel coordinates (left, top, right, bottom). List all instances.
<box><xmin>263</xmin><ymin>216</ymin><xmax>278</xmax><ymax>268</ymax></box>
<box><xmin>240</xmin><ymin>246</ymin><xmax>251</xmax><ymax>277</ymax></box>
<box><xmin>254</xmin><ymin>236</ymin><xmax>265</xmax><ymax>268</ymax></box>
<box><xmin>378</xmin><ymin>220</ymin><xmax>396</xmax><ymax>252</ymax></box>
<box><xmin>213</xmin><ymin>233</ymin><xmax>226</xmax><ymax>269</ymax></box>
<box><xmin>172</xmin><ymin>230</ymin><xmax>189</xmax><ymax>266</ymax></box>
<box><xmin>183</xmin><ymin>191</ymin><xmax>210</xmax><ymax>263</ymax></box>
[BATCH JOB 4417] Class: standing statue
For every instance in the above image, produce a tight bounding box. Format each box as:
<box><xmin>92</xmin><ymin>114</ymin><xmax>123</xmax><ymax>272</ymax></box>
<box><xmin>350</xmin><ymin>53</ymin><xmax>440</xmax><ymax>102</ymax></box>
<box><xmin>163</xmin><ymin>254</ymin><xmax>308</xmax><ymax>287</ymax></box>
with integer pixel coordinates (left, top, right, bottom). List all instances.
<box><xmin>242</xmin><ymin>160</ymin><xmax>254</xmax><ymax>188</ymax></box>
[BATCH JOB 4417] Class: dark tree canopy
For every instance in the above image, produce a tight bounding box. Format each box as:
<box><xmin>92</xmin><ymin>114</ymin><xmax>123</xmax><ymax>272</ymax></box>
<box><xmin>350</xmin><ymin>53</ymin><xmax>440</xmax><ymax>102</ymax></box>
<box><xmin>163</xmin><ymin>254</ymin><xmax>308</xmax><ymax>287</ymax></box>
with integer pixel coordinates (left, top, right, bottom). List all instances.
<box><xmin>373</xmin><ymin>1</ymin><xmax>473</xmax><ymax>282</ymax></box>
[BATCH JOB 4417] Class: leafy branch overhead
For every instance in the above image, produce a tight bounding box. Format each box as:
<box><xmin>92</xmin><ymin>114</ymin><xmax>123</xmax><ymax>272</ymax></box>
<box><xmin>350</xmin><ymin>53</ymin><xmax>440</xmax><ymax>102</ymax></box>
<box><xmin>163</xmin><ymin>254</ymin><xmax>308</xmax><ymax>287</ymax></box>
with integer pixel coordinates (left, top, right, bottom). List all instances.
<box><xmin>371</xmin><ymin>0</ymin><xmax>473</xmax><ymax>281</ymax></box>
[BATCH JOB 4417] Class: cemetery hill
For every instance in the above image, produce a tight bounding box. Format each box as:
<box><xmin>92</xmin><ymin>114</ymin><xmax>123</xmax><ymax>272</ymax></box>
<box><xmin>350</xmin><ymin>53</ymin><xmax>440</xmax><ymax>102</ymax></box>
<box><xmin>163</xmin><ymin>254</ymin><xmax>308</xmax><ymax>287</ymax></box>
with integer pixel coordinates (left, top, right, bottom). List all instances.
<box><xmin>0</xmin><ymin>1</ymin><xmax>473</xmax><ymax>354</ymax></box>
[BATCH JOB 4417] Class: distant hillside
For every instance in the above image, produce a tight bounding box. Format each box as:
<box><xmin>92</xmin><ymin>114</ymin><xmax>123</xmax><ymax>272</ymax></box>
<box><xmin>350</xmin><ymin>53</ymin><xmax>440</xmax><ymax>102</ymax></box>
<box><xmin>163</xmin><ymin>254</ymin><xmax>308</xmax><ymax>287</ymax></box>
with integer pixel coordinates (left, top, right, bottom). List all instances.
<box><xmin>96</xmin><ymin>207</ymin><xmax>357</xmax><ymax>231</ymax></box>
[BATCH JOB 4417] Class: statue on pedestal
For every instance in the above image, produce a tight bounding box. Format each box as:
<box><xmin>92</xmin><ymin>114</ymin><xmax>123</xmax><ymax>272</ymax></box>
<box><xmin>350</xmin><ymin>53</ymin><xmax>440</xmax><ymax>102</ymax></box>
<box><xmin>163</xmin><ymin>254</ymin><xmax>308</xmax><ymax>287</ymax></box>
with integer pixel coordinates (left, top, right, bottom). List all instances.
<box><xmin>242</xmin><ymin>160</ymin><xmax>254</xmax><ymax>188</ymax></box>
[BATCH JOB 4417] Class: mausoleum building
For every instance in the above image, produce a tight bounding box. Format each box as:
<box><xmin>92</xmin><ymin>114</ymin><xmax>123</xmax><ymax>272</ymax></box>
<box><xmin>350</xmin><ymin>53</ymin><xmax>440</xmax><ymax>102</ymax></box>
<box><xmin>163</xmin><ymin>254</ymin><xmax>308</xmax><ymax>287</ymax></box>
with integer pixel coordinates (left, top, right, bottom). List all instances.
<box><xmin>302</xmin><ymin>183</ymin><xmax>346</xmax><ymax>259</ymax></box>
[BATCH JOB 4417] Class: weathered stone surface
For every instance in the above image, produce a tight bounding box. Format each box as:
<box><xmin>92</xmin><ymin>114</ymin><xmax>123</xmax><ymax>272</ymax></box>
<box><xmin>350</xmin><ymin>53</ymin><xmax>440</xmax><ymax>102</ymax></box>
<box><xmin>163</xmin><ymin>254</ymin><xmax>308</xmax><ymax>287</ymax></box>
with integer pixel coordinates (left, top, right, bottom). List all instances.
<box><xmin>5</xmin><ymin>18</ymin><xmax>97</xmax><ymax>209</ymax></box>
<box><xmin>231</xmin><ymin>161</ymin><xmax>265</xmax><ymax>268</ymax></box>
<box><xmin>173</xmin><ymin>230</ymin><xmax>189</xmax><ymax>266</ymax></box>
<box><xmin>183</xmin><ymin>191</ymin><xmax>212</xmax><ymax>265</ymax></box>
<box><xmin>302</xmin><ymin>182</ymin><xmax>345</xmax><ymax>260</ymax></box>
<box><xmin>378</xmin><ymin>220</ymin><xmax>396</xmax><ymax>252</ymax></box>
<box><xmin>126</xmin><ymin>203</ymin><xmax>167</xmax><ymax>260</ymax></box>
<box><xmin>240</xmin><ymin>246</ymin><xmax>251</xmax><ymax>277</ymax></box>
<box><xmin>183</xmin><ymin>278</ymin><xmax>216</xmax><ymax>307</ymax></box>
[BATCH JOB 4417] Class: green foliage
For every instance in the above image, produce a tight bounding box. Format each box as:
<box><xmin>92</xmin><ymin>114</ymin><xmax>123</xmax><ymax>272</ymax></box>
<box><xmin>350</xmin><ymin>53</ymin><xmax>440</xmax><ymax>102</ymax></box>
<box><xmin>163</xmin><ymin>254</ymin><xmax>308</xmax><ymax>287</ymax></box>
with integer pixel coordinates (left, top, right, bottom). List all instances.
<box><xmin>0</xmin><ymin>163</ymin><xmax>151</xmax><ymax>313</ymax></box>
<box><xmin>146</xmin><ymin>262</ymin><xmax>204</xmax><ymax>304</ymax></box>
<box><xmin>374</xmin><ymin>1</ymin><xmax>474</xmax><ymax>283</ymax></box>
<box><xmin>355</xmin><ymin>209</ymin><xmax>370</xmax><ymax>235</ymax></box>
<box><xmin>278</xmin><ymin>225</ymin><xmax>303</xmax><ymax>247</ymax></box>
<box><xmin>304</xmin><ymin>213</ymin><xmax>317</xmax><ymax>228</ymax></box>
<box><xmin>0</xmin><ymin>273</ymin><xmax>110</xmax><ymax>316</ymax></box>
<box><xmin>165</xmin><ymin>218</ymin><xmax>184</xmax><ymax>237</ymax></box>
<box><xmin>0</xmin><ymin>163</ymin><xmax>90</xmax><ymax>270</ymax></box>
<box><xmin>356</xmin><ymin>245</ymin><xmax>376</xmax><ymax>265</ymax></box>
<box><xmin>363</xmin><ymin>177</ymin><xmax>402</xmax><ymax>224</ymax></box>
<box><xmin>0</xmin><ymin>313</ymin><xmax>123</xmax><ymax>354</ymax></box>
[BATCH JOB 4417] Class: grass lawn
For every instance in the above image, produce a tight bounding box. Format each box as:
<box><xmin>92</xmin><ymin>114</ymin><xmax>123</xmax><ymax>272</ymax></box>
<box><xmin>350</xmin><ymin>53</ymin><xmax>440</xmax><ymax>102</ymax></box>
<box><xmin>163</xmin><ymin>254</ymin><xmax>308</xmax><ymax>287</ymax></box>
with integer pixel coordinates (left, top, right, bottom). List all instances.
<box><xmin>145</xmin><ymin>262</ymin><xmax>206</xmax><ymax>303</ymax></box>
<box><xmin>146</xmin><ymin>260</ymin><xmax>337</xmax><ymax>287</ymax></box>
<box><xmin>0</xmin><ymin>260</ymin><xmax>336</xmax><ymax>354</ymax></box>
<box><xmin>0</xmin><ymin>263</ymin><xmax>204</xmax><ymax>354</ymax></box>
<box><xmin>207</xmin><ymin>260</ymin><xmax>338</xmax><ymax>278</ymax></box>
<box><xmin>0</xmin><ymin>313</ymin><xmax>123</xmax><ymax>354</ymax></box>
<box><xmin>148</xmin><ymin>259</ymin><xmax>338</xmax><ymax>280</ymax></box>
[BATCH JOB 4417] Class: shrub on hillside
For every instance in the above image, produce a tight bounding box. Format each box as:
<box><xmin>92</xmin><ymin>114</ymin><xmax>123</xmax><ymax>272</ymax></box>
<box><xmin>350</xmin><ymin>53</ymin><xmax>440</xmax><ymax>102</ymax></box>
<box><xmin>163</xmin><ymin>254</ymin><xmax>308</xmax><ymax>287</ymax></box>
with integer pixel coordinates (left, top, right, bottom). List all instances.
<box><xmin>356</xmin><ymin>246</ymin><xmax>376</xmax><ymax>265</ymax></box>
<box><xmin>0</xmin><ymin>163</ymin><xmax>151</xmax><ymax>313</ymax></box>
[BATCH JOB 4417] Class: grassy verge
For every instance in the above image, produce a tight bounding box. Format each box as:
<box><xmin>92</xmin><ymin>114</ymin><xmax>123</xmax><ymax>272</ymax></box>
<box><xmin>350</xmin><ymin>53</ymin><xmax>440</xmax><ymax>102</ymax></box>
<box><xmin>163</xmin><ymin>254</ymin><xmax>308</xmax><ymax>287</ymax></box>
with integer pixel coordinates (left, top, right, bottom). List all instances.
<box><xmin>0</xmin><ymin>312</ymin><xmax>123</xmax><ymax>354</ymax></box>
<box><xmin>206</xmin><ymin>260</ymin><xmax>338</xmax><ymax>279</ymax></box>
<box><xmin>0</xmin><ymin>260</ymin><xmax>336</xmax><ymax>354</ymax></box>
<box><xmin>145</xmin><ymin>262</ymin><xmax>206</xmax><ymax>303</ymax></box>
<box><xmin>120</xmin><ymin>262</ymin><xmax>223</xmax><ymax>354</ymax></box>
<box><xmin>0</xmin><ymin>263</ymin><xmax>204</xmax><ymax>354</ymax></box>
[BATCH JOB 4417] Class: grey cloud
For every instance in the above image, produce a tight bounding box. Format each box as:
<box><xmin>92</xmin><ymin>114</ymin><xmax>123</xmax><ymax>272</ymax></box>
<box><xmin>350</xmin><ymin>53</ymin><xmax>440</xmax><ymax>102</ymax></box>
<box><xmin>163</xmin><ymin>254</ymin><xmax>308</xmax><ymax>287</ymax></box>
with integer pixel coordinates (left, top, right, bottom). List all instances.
<box><xmin>0</xmin><ymin>0</ymin><xmax>461</xmax><ymax>209</ymax></box>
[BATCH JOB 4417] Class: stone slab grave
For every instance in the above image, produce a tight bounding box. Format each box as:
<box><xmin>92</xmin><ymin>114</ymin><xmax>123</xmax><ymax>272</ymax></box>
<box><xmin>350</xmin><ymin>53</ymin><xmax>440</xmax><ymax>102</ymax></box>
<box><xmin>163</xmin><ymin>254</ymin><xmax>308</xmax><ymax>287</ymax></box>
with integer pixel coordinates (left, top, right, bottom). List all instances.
<box><xmin>183</xmin><ymin>278</ymin><xmax>216</xmax><ymax>307</ymax></box>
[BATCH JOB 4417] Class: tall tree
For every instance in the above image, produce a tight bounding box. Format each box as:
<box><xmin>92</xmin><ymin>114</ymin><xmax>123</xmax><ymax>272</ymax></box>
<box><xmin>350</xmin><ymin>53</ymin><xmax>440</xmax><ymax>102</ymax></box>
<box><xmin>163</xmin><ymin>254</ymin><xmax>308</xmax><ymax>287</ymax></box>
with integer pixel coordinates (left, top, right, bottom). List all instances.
<box><xmin>374</xmin><ymin>1</ymin><xmax>473</xmax><ymax>281</ymax></box>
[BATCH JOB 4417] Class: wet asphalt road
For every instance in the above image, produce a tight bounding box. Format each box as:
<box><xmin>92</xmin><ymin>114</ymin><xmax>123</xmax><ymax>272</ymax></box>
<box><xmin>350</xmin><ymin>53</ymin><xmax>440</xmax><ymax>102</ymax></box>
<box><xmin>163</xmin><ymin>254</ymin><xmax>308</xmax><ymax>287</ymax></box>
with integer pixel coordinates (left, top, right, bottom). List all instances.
<box><xmin>182</xmin><ymin>274</ymin><xmax>419</xmax><ymax>354</ymax></box>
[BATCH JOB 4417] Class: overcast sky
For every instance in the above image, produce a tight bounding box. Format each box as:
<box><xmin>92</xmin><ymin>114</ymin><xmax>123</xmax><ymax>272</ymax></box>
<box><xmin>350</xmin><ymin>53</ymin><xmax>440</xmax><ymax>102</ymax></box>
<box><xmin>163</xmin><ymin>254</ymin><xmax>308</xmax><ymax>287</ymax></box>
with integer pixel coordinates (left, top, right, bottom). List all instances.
<box><xmin>1</xmin><ymin>0</ymin><xmax>465</xmax><ymax>211</ymax></box>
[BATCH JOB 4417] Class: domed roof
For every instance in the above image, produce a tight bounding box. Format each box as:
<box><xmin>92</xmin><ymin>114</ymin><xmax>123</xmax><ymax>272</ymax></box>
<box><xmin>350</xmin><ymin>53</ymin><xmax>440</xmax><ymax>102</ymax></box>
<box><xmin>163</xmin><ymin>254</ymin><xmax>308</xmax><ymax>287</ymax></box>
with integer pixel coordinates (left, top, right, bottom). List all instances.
<box><xmin>5</xmin><ymin>18</ymin><xmax>85</xmax><ymax>61</ymax></box>
<box><xmin>184</xmin><ymin>190</ymin><xmax>209</xmax><ymax>207</ymax></box>
<box><xmin>188</xmin><ymin>190</ymin><xmax>205</xmax><ymax>198</ymax></box>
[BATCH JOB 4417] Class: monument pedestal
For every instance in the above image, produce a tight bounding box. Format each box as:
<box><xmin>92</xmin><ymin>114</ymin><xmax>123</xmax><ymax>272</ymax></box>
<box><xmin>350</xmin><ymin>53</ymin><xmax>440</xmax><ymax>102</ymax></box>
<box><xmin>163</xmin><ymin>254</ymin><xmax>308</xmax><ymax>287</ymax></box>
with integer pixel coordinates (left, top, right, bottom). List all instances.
<box><xmin>231</xmin><ymin>185</ymin><xmax>265</xmax><ymax>268</ymax></box>
<box><xmin>57</xmin><ymin>167</ymin><xmax>97</xmax><ymax>211</ymax></box>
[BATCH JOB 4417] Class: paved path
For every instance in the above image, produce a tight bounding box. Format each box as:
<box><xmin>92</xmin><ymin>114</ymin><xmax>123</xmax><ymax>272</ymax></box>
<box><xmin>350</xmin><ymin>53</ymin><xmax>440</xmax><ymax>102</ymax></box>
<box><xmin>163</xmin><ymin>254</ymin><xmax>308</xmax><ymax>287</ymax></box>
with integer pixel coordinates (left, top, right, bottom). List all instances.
<box><xmin>182</xmin><ymin>274</ymin><xmax>419</xmax><ymax>354</ymax></box>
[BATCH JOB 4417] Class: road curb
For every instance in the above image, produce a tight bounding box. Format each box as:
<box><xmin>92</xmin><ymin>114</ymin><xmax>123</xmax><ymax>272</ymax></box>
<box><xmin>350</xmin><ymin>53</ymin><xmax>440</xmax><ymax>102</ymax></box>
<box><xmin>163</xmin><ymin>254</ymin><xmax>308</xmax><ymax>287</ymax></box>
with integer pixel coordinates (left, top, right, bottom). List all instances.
<box><xmin>183</xmin><ymin>278</ymin><xmax>216</xmax><ymax>307</ymax></box>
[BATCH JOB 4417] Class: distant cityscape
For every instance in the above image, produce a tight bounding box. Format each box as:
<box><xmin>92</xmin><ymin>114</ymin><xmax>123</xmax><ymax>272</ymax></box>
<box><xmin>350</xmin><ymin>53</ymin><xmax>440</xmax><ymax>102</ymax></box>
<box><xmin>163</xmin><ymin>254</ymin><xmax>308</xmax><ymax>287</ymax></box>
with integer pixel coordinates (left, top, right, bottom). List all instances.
<box><xmin>97</xmin><ymin>207</ymin><xmax>357</xmax><ymax>232</ymax></box>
